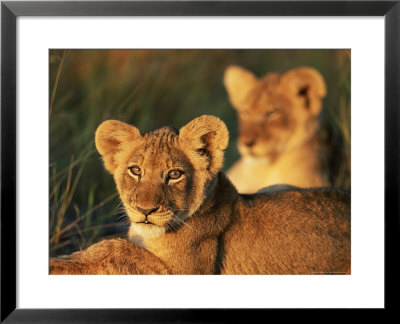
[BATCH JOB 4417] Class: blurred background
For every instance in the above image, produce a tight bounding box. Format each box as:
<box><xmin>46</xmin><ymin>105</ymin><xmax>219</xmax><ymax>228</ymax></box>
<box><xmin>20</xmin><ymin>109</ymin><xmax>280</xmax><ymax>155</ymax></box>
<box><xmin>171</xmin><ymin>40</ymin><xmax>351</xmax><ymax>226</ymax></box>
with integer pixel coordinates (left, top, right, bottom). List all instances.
<box><xmin>49</xmin><ymin>49</ymin><xmax>350</xmax><ymax>256</ymax></box>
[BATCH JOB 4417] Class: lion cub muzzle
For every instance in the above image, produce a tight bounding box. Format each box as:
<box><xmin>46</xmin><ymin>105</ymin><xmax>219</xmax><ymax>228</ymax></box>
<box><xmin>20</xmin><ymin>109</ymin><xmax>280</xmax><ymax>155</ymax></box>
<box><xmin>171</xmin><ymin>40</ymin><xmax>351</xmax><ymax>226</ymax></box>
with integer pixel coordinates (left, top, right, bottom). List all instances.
<box><xmin>134</xmin><ymin>181</ymin><xmax>163</xmax><ymax>221</ymax></box>
<box><xmin>137</xmin><ymin>206</ymin><xmax>159</xmax><ymax>217</ymax></box>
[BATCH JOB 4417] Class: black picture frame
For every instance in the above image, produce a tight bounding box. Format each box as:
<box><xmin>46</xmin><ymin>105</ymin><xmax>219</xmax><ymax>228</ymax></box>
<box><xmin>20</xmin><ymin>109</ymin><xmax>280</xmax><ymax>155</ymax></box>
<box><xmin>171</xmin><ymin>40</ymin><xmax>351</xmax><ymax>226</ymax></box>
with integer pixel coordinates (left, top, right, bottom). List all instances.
<box><xmin>1</xmin><ymin>0</ymin><xmax>399</xmax><ymax>322</ymax></box>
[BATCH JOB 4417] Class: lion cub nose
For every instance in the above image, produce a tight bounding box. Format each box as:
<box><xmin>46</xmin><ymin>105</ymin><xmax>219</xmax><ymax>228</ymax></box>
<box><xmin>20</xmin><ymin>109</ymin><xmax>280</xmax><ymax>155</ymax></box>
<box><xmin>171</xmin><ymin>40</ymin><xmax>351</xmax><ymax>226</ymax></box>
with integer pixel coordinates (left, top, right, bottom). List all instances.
<box><xmin>243</xmin><ymin>139</ymin><xmax>256</xmax><ymax>147</ymax></box>
<box><xmin>137</xmin><ymin>206</ymin><xmax>159</xmax><ymax>216</ymax></box>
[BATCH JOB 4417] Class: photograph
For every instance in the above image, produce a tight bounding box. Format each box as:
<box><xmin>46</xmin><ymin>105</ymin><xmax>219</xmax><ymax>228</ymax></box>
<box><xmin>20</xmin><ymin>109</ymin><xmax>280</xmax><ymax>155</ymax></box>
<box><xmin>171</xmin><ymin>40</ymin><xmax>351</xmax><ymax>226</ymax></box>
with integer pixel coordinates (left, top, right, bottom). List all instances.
<box><xmin>48</xmin><ymin>49</ymin><xmax>351</xmax><ymax>275</ymax></box>
<box><xmin>1</xmin><ymin>0</ymin><xmax>397</xmax><ymax>320</ymax></box>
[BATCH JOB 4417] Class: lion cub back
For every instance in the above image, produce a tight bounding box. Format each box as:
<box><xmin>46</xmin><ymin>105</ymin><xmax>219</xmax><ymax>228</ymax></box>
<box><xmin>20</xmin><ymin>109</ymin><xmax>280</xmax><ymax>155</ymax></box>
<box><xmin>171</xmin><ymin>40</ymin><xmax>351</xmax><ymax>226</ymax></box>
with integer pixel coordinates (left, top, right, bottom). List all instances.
<box><xmin>221</xmin><ymin>187</ymin><xmax>350</xmax><ymax>274</ymax></box>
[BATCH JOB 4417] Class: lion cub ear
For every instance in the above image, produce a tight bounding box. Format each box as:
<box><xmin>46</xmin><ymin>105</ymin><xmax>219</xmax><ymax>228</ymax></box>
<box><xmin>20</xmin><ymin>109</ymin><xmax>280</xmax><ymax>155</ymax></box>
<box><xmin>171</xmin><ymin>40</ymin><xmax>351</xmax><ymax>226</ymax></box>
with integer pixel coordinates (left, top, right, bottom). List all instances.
<box><xmin>281</xmin><ymin>67</ymin><xmax>327</xmax><ymax>116</ymax></box>
<box><xmin>179</xmin><ymin>115</ymin><xmax>229</xmax><ymax>175</ymax></box>
<box><xmin>224</xmin><ymin>65</ymin><xmax>258</xmax><ymax>111</ymax></box>
<box><xmin>95</xmin><ymin>120</ymin><xmax>141</xmax><ymax>174</ymax></box>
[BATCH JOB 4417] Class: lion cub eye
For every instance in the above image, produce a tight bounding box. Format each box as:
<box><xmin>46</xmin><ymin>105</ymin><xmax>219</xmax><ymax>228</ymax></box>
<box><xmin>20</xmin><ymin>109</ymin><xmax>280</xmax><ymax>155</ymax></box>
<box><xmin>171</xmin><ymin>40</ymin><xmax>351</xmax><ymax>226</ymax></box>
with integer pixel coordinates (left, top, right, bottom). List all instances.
<box><xmin>128</xmin><ymin>166</ymin><xmax>142</xmax><ymax>177</ymax></box>
<box><xmin>167</xmin><ymin>170</ymin><xmax>183</xmax><ymax>180</ymax></box>
<box><xmin>265</xmin><ymin>108</ymin><xmax>281</xmax><ymax>119</ymax></box>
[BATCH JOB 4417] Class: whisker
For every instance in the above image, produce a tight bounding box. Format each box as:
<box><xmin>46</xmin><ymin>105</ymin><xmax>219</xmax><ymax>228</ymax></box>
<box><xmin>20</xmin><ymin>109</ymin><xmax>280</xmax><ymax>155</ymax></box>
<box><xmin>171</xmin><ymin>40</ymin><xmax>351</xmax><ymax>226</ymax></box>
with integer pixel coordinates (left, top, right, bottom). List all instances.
<box><xmin>172</xmin><ymin>222</ymin><xmax>181</xmax><ymax>232</ymax></box>
<box><xmin>112</xmin><ymin>207</ymin><xmax>127</xmax><ymax>217</ymax></box>
<box><xmin>166</xmin><ymin>223</ymin><xmax>173</xmax><ymax>233</ymax></box>
<box><xmin>173</xmin><ymin>215</ymin><xmax>196</xmax><ymax>232</ymax></box>
<box><xmin>116</xmin><ymin>213</ymin><xmax>131</xmax><ymax>227</ymax></box>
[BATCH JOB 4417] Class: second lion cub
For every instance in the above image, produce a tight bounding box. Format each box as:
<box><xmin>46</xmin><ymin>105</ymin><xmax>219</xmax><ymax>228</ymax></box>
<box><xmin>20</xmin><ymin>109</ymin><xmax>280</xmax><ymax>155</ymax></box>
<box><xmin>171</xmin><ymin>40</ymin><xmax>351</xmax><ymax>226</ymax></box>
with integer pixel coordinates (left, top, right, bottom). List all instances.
<box><xmin>224</xmin><ymin>65</ymin><xmax>328</xmax><ymax>193</ymax></box>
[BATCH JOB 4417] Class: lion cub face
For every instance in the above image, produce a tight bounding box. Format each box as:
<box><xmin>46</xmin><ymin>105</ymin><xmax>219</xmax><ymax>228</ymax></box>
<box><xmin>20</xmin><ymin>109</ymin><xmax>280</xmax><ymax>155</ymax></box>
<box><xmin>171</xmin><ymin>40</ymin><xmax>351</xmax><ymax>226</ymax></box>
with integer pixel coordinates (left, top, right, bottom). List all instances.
<box><xmin>95</xmin><ymin>116</ymin><xmax>229</xmax><ymax>241</ymax></box>
<box><xmin>224</xmin><ymin>66</ymin><xmax>326</xmax><ymax>160</ymax></box>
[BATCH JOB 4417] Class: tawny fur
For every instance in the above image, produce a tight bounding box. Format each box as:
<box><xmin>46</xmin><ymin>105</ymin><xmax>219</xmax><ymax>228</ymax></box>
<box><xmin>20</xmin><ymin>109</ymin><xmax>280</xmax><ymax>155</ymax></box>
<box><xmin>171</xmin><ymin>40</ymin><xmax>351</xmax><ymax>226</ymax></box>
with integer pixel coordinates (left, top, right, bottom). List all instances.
<box><xmin>50</xmin><ymin>116</ymin><xmax>350</xmax><ymax>275</ymax></box>
<box><xmin>50</xmin><ymin>239</ymin><xmax>170</xmax><ymax>274</ymax></box>
<box><xmin>224</xmin><ymin>65</ymin><xmax>328</xmax><ymax>193</ymax></box>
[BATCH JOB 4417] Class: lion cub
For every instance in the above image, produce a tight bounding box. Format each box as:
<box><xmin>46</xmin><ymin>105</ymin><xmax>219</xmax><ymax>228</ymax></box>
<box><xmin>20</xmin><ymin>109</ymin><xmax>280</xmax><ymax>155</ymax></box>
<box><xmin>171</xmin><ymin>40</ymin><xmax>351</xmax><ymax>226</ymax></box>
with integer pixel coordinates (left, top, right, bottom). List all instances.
<box><xmin>50</xmin><ymin>115</ymin><xmax>350</xmax><ymax>275</ymax></box>
<box><xmin>224</xmin><ymin>65</ymin><xmax>328</xmax><ymax>193</ymax></box>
